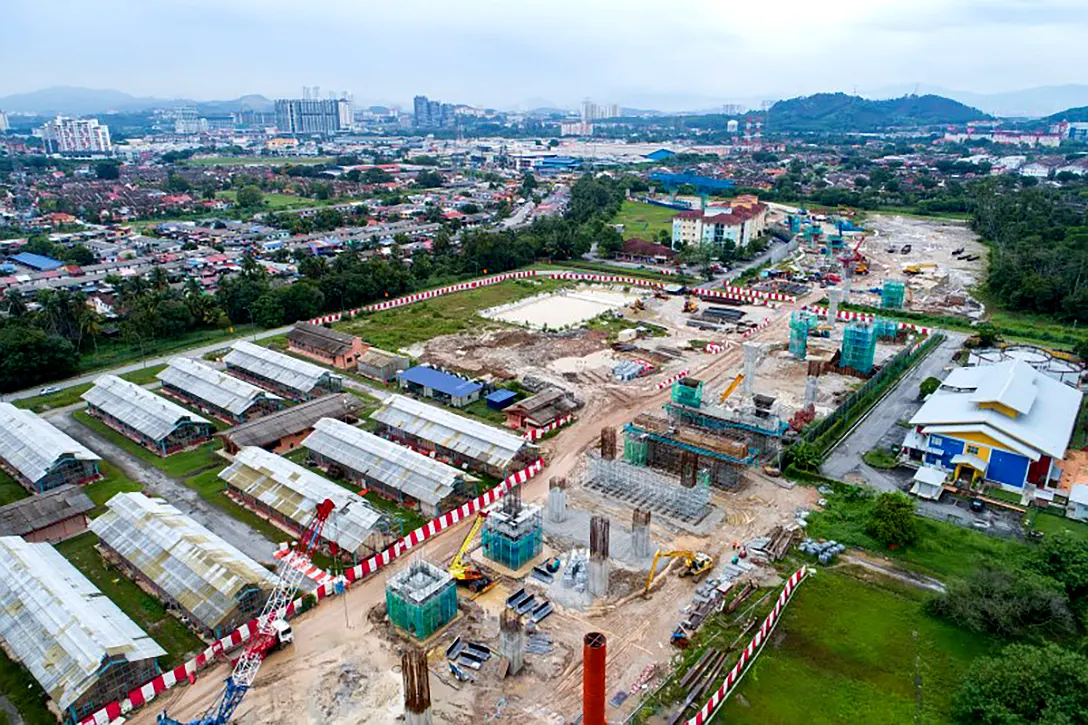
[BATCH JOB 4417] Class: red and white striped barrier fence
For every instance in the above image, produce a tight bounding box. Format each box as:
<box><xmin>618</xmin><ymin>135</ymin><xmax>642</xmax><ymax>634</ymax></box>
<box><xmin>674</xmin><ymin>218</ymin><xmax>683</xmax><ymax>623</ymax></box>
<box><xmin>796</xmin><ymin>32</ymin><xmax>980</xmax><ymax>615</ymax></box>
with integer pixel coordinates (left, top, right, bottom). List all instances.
<box><xmin>683</xmin><ymin>566</ymin><xmax>810</xmax><ymax>725</ymax></box>
<box><xmin>704</xmin><ymin>342</ymin><xmax>726</xmax><ymax>354</ymax></box>
<box><xmin>523</xmin><ymin>415</ymin><xmax>574</xmax><ymax>441</ymax></box>
<box><xmin>801</xmin><ymin>305</ymin><xmax>931</xmax><ymax>336</ymax></box>
<box><xmin>742</xmin><ymin>317</ymin><xmax>773</xmax><ymax>339</ymax></box>
<box><xmin>78</xmin><ymin>458</ymin><xmax>545</xmax><ymax>725</ymax></box>
<box><xmin>657</xmin><ymin>369</ymin><xmax>690</xmax><ymax>390</ymax></box>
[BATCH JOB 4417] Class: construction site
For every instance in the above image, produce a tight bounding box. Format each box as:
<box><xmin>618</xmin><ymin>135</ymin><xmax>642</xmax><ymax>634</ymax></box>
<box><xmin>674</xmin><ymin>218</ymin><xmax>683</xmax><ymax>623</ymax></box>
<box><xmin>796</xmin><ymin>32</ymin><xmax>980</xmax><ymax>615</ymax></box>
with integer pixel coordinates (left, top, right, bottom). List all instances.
<box><xmin>39</xmin><ymin>214</ymin><xmax>969</xmax><ymax>725</ymax></box>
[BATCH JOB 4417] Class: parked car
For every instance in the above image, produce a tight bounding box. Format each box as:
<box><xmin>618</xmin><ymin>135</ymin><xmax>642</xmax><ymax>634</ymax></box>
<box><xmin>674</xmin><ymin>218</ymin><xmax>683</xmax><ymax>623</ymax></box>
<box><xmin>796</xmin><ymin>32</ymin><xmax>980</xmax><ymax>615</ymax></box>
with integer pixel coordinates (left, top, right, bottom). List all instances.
<box><xmin>38</xmin><ymin>386</ymin><xmax>60</xmax><ymax>395</ymax></box>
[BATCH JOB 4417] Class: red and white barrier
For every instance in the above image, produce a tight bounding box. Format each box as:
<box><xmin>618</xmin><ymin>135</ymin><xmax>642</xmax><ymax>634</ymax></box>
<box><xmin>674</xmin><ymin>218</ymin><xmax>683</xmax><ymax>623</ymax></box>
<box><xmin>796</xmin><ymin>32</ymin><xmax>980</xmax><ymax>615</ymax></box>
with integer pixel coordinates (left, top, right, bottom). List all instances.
<box><xmin>273</xmin><ymin>544</ymin><xmax>336</xmax><ymax>586</ymax></box>
<box><xmin>704</xmin><ymin>342</ymin><xmax>726</xmax><ymax>354</ymax></box>
<box><xmin>79</xmin><ymin>458</ymin><xmax>545</xmax><ymax>725</ymax></box>
<box><xmin>801</xmin><ymin>305</ymin><xmax>931</xmax><ymax>336</ymax></box>
<box><xmin>742</xmin><ymin>317</ymin><xmax>773</xmax><ymax>339</ymax></box>
<box><xmin>523</xmin><ymin>415</ymin><xmax>573</xmax><ymax>441</ymax></box>
<box><xmin>683</xmin><ymin>567</ymin><xmax>810</xmax><ymax>725</ymax></box>
<box><xmin>657</xmin><ymin>369</ymin><xmax>689</xmax><ymax>390</ymax></box>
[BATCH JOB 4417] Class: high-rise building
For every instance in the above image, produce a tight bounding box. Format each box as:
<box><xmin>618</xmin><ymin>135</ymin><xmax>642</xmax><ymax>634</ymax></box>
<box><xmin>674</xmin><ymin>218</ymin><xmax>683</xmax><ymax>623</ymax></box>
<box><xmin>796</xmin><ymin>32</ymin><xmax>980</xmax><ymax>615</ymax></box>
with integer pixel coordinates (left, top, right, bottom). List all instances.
<box><xmin>413</xmin><ymin>95</ymin><xmax>456</xmax><ymax>128</ymax></box>
<box><xmin>274</xmin><ymin>98</ymin><xmax>348</xmax><ymax>135</ymax></box>
<box><xmin>580</xmin><ymin>100</ymin><xmax>621</xmax><ymax>123</ymax></box>
<box><xmin>0</xmin><ymin>111</ymin><xmax>8</xmax><ymax>133</ymax></box>
<box><xmin>41</xmin><ymin>116</ymin><xmax>112</xmax><ymax>154</ymax></box>
<box><xmin>174</xmin><ymin>106</ymin><xmax>206</xmax><ymax>135</ymax></box>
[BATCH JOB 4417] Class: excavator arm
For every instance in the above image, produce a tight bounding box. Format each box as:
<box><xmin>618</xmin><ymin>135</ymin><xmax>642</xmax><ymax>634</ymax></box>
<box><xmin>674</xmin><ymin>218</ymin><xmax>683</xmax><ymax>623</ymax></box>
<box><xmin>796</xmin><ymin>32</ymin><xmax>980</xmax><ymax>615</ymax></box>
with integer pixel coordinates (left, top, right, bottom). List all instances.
<box><xmin>449</xmin><ymin>513</ymin><xmax>487</xmax><ymax>582</ymax></box>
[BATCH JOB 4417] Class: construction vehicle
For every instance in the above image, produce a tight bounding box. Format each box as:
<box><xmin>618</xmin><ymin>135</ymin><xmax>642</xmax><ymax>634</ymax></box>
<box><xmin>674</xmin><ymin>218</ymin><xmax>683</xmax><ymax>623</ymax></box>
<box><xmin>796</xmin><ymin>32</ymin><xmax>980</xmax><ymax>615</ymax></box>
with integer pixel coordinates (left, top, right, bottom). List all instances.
<box><xmin>838</xmin><ymin>237</ymin><xmax>869</xmax><ymax>275</ymax></box>
<box><xmin>449</xmin><ymin>512</ymin><xmax>493</xmax><ymax>593</ymax></box>
<box><xmin>543</xmin><ymin>556</ymin><xmax>562</xmax><ymax>574</ymax></box>
<box><xmin>900</xmin><ymin>244</ymin><xmax>912</xmax><ymax>254</ymax></box>
<box><xmin>720</xmin><ymin>373</ymin><xmax>743</xmax><ymax>403</ymax></box>
<box><xmin>682</xmin><ymin>297</ymin><xmax>699</xmax><ymax>314</ymax></box>
<box><xmin>644</xmin><ymin>550</ymin><xmax>715</xmax><ymax>597</ymax></box>
<box><xmin>158</xmin><ymin>499</ymin><xmax>337</xmax><ymax>725</ymax></box>
<box><xmin>904</xmin><ymin>263</ymin><xmax>937</xmax><ymax>275</ymax></box>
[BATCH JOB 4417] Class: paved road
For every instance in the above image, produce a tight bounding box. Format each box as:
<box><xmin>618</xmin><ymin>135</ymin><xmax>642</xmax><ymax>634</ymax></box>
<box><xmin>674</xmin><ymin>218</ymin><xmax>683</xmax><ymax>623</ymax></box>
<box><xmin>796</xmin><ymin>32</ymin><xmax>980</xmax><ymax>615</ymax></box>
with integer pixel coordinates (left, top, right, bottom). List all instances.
<box><xmin>6</xmin><ymin>326</ymin><xmax>294</xmax><ymax>402</ymax></box>
<box><xmin>48</xmin><ymin>410</ymin><xmax>278</xmax><ymax>564</ymax></box>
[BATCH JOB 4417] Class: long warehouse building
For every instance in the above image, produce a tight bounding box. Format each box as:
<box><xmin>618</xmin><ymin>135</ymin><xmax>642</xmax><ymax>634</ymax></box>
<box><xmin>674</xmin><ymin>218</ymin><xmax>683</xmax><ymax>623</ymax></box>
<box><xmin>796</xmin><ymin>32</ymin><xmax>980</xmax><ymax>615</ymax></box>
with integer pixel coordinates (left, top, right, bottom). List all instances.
<box><xmin>220</xmin><ymin>446</ymin><xmax>387</xmax><ymax>559</ymax></box>
<box><xmin>0</xmin><ymin>402</ymin><xmax>101</xmax><ymax>493</ymax></box>
<box><xmin>0</xmin><ymin>537</ymin><xmax>165</xmax><ymax>724</ymax></box>
<box><xmin>224</xmin><ymin>340</ymin><xmax>343</xmax><ymax>401</ymax></box>
<box><xmin>218</xmin><ymin>393</ymin><xmax>363</xmax><ymax>455</ymax></box>
<box><xmin>157</xmin><ymin>356</ymin><xmax>283</xmax><ymax>423</ymax></box>
<box><xmin>371</xmin><ymin>394</ymin><xmax>537</xmax><ymax>478</ymax></box>
<box><xmin>90</xmin><ymin>493</ymin><xmax>279</xmax><ymax>638</ymax></box>
<box><xmin>82</xmin><ymin>375</ymin><xmax>216</xmax><ymax>456</ymax></box>
<box><xmin>303</xmin><ymin>418</ymin><xmax>473</xmax><ymax>517</ymax></box>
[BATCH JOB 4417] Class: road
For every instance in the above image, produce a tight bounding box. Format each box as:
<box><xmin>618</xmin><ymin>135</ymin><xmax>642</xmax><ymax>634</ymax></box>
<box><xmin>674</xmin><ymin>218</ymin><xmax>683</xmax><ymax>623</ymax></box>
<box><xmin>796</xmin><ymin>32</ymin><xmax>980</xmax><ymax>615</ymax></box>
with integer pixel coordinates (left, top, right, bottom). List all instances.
<box><xmin>48</xmin><ymin>409</ymin><xmax>279</xmax><ymax>564</ymax></box>
<box><xmin>5</xmin><ymin>326</ymin><xmax>294</xmax><ymax>402</ymax></box>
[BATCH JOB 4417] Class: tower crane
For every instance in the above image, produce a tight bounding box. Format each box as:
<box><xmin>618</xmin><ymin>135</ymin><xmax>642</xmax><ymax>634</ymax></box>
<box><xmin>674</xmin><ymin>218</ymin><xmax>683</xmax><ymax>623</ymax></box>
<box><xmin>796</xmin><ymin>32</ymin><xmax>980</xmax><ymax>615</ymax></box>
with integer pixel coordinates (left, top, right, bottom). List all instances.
<box><xmin>158</xmin><ymin>498</ymin><xmax>337</xmax><ymax>725</ymax></box>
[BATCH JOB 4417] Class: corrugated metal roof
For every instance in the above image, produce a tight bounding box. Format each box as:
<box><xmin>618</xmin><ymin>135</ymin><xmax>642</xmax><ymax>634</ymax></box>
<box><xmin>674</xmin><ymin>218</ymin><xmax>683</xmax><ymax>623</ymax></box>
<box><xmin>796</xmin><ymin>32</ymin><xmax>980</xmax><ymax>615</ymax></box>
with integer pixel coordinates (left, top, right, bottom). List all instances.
<box><xmin>157</xmin><ymin>357</ymin><xmax>281</xmax><ymax>417</ymax></box>
<box><xmin>0</xmin><ymin>485</ymin><xmax>94</xmax><ymax>536</ymax></box>
<box><xmin>224</xmin><ymin>341</ymin><xmax>340</xmax><ymax>395</ymax></box>
<box><xmin>0</xmin><ymin>537</ymin><xmax>165</xmax><ymax>710</ymax></box>
<box><xmin>910</xmin><ymin>360</ymin><xmax>1083</xmax><ymax>460</ymax></box>
<box><xmin>0</xmin><ymin>403</ymin><xmax>100</xmax><ymax>484</ymax></box>
<box><xmin>396</xmin><ymin>366</ymin><xmax>482</xmax><ymax>398</ymax></box>
<box><xmin>219</xmin><ymin>393</ymin><xmax>362</xmax><ymax>449</ymax></box>
<box><xmin>287</xmin><ymin>323</ymin><xmax>357</xmax><ymax>356</ymax></box>
<box><xmin>303</xmin><ymin>419</ymin><xmax>471</xmax><ymax>507</ymax></box>
<box><xmin>82</xmin><ymin>375</ymin><xmax>211</xmax><ymax>441</ymax></box>
<box><xmin>89</xmin><ymin>493</ymin><xmax>277</xmax><ymax>631</ymax></box>
<box><xmin>219</xmin><ymin>447</ymin><xmax>382</xmax><ymax>555</ymax></box>
<box><xmin>371</xmin><ymin>395</ymin><xmax>529</xmax><ymax>470</ymax></box>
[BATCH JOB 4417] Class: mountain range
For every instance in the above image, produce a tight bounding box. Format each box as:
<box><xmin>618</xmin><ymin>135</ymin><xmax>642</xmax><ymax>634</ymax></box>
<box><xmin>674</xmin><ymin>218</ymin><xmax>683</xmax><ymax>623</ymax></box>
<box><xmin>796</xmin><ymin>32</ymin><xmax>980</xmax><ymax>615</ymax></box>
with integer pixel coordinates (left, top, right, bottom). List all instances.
<box><xmin>766</xmin><ymin>93</ymin><xmax>989</xmax><ymax>132</ymax></box>
<box><xmin>860</xmin><ymin>83</ymin><xmax>1088</xmax><ymax>118</ymax></box>
<box><xmin>0</xmin><ymin>86</ymin><xmax>274</xmax><ymax>116</ymax></box>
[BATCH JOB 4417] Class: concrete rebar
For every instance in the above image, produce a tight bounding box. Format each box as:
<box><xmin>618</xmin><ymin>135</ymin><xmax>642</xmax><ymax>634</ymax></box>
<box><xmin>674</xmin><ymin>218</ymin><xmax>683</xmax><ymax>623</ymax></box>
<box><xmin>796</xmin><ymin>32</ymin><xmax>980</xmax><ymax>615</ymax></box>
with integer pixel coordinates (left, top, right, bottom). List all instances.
<box><xmin>499</xmin><ymin>608</ymin><xmax>525</xmax><ymax>676</ymax></box>
<box><xmin>402</xmin><ymin>647</ymin><xmax>432</xmax><ymax>725</ymax></box>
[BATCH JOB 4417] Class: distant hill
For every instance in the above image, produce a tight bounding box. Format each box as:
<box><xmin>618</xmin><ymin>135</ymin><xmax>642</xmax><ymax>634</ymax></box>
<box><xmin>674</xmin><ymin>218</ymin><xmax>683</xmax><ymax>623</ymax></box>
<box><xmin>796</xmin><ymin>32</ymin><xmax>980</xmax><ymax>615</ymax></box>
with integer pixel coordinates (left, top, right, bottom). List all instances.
<box><xmin>0</xmin><ymin>86</ymin><xmax>273</xmax><ymax>116</ymax></box>
<box><xmin>863</xmin><ymin>84</ymin><xmax>1088</xmax><ymax>118</ymax></box>
<box><xmin>1046</xmin><ymin>106</ymin><xmax>1088</xmax><ymax>123</ymax></box>
<box><xmin>767</xmin><ymin>93</ymin><xmax>990</xmax><ymax>132</ymax></box>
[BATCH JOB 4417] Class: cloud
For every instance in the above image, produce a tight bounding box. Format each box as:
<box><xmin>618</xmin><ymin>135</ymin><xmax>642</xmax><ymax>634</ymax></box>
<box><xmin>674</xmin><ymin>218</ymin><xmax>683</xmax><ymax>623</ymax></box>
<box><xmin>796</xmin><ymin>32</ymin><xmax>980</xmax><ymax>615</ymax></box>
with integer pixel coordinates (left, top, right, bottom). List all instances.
<box><xmin>1</xmin><ymin>0</ymin><xmax>1086</xmax><ymax>109</ymax></box>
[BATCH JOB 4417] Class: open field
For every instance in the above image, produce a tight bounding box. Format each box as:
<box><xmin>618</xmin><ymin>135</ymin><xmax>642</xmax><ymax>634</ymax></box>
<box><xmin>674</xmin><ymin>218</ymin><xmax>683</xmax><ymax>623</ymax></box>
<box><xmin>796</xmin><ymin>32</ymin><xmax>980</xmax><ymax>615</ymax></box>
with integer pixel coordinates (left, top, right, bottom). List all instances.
<box><xmin>183</xmin><ymin>156</ymin><xmax>336</xmax><ymax>167</ymax></box>
<box><xmin>613</xmin><ymin>200</ymin><xmax>678</xmax><ymax>240</ymax></box>
<box><xmin>14</xmin><ymin>364</ymin><xmax>168</xmax><ymax>413</ymax></box>
<box><xmin>56</xmin><ymin>533</ymin><xmax>205</xmax><ymax>668</ymax></box>
<box><xmin>74</xmin><ymin>409</ymin><xmax>222</xmax><ymax>479</ymax></box>
<box><xmin>77</xmin><ymin>326</ymin><xmax>258</xmax><ymax>376</ymax></box>
<box><xmin>217</xmin><ymin>189</ymin><xmax>337</xmax><ymax>211</ymax></box>
<box><xmin>710</xmin><ymin>566</ymin><xmax>993</xmax><ymax>725</ymax></box>
<box><xmin>335</xmin><ymin>277</ymin><xmax>571</xmax><ymax>351</ymax></box>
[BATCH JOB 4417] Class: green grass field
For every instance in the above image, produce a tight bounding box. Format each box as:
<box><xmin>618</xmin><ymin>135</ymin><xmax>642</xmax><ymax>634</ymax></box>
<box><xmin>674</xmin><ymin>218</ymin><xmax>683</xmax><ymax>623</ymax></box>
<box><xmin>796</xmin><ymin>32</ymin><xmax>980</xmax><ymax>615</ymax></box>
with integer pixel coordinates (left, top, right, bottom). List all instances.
<box><xmin>217</xmin><ymin>189</ymin><xmax>333</xmax><ymax>211</ymax></box>
<box><xmin>336</xmin><ymin>278</ymin><xmax>570</xmax><ymax>350</ymax></box>
<box><xmin>0</xmin><ymin>649</ymin><xmax>57</xmax><ymax>725</ymax></box>
<box><xmin>612</xmin><ymin>200</ymin><xmax>679</xmax><ymax>241</ymax></box>
<box><xmin>75</xmin><ymin>326</ymin><xmax>259</xmax><ymax>375</ymax></box>
<box><xmin>15</xmin><ymin>364</ymin><xmax>168</xmax><ymax>414</ymax></box>
<box><xmin>55</xmin><ymin>533</ymin><xmax>205</xmax><ymax>669</ymax></box>
<box><xmin>183</xmin><ymin>156</ymin><xmax>335</xmax><ymax>167</ymax></box>
<box><xmin>74</xmin><ymin>409</ymin><xmax>223</xmax><ymax>478</ymax></box>
<box><xmin>707</xmin><ymin>567</ymin><xmax>993</xmax><ymax>725</ymax></box>
<box><xmin>83</xmin><ymin>464</ymin><xmax>142</xmax><ymax>514</ymax></box>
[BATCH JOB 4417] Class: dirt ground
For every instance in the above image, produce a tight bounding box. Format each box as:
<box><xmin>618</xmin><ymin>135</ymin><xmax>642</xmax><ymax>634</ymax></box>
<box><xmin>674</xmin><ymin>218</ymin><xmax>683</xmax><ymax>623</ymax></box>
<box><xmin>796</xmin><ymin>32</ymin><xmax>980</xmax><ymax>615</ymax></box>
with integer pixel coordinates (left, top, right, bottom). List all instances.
<box><xmin>127</xmin><ymin>292</ymin><xmax>823</xmax><ymax>725</ymax></box>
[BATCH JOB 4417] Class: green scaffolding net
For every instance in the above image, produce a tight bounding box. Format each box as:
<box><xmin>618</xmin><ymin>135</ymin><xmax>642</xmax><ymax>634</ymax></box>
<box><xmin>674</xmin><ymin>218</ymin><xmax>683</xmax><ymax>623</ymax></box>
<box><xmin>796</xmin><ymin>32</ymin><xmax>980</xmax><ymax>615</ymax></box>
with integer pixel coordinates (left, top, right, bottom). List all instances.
<box><xmin>483</xmin><ymin>524</ymin><xmax>542</xmax><ymax>570</ymax></box>
<box><xmin>882</xmin><ymin>280</ymin><xmax>906</xmax><ymax>309</ymax></box>
<box><xmin>625</xmin><ymin>434</ymin><xmax>648</xmax><ymax>466</ymax></box>
<box><xmin>841</xmin><ymin>322</ymin><xmax>878</xmax><ymax>375</ymax></box>
<box><xmin>671</xmin><ymin>378</ymin><xmax>704</xmax><ymax>408</ymax></box>
<box><xmin>386</xmin><ymin>563</ymin><xmax>458</xmax><ymax>640</ymax></box>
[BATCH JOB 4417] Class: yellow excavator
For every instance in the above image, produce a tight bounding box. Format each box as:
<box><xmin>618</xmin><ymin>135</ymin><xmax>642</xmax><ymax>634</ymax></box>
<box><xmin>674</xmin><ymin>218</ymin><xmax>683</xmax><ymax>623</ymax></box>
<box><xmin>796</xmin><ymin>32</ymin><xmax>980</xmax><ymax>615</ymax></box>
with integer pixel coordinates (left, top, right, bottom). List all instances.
<box><xmin>643</xmin><ymin>549</ymin><xmax>715</xmax><ymax>597</ymax></box>
<box><xmin>904</xmin><ymin>263</ymin><xmax>937</xmax><ymax>275</ymax></box>
<box><xmin>449</xmin><ymin>512</ymin><xmax>493</xmax><ymax>593</ymax></box>
<box><xmin>720</xmin><ymin>374</ymin><xmax>744</xmax><ymax>403</ymax></box>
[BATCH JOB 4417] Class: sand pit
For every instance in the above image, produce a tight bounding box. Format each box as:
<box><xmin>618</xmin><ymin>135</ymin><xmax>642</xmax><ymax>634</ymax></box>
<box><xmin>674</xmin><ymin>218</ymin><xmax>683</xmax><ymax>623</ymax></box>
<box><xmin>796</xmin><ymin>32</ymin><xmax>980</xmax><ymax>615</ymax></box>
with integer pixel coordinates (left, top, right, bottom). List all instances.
<box><xmin>482</xmin><ymin>287</ymin><xmax>640</xmax><ymax>329</ymax></box>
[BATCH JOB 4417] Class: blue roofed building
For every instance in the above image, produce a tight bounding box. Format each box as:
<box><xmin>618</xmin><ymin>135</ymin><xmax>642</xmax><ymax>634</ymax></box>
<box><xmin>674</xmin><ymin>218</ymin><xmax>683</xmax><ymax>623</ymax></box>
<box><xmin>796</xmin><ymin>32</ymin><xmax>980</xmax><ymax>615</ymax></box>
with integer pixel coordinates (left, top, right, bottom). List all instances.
<box><xmin>396</xmin><ymin>366</ymin><xmax>482</xmax><ymax>408</ymax></box>
<box><xmin>644</xmin><ymin>148</ymin><xmax>676</xmax><ymax>161</ymax></box>
<box><xmin>902</xmin><ymin>360</ymin><xmax>1084</xmax><ymax>493</ymax></box>
<box><xmin>10</xmin><ymin>252</ymin><xmax>64</xmax><ymax>271</ymax></box>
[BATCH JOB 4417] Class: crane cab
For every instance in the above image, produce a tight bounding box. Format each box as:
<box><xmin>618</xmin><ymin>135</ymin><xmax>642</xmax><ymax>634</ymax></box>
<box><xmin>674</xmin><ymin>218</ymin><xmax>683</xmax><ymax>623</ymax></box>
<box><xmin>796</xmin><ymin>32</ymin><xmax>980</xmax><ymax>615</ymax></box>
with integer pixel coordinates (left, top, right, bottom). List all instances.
<box><xmin>271</xmin><ymin>619</ymin><xmax>293</xmax><ymax>650</ymax></box>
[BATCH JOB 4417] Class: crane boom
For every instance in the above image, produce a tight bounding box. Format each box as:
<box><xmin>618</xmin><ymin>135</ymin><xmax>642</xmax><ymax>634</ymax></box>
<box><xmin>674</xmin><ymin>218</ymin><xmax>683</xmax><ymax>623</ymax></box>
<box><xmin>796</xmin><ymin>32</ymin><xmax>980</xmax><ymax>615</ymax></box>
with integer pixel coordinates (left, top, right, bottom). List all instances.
<box><xmin>158</xmin><ymin>498</ymin><xmax>337</xmax><ymax>725</ymax></box>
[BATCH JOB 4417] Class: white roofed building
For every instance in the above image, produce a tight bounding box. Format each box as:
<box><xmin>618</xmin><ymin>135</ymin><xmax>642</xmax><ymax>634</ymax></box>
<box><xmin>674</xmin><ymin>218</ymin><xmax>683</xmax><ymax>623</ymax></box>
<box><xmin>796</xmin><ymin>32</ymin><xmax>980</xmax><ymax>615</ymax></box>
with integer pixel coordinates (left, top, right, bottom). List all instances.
<box><xmin>219</xmin><ymin>447</ymin><xmax>387</xmax><ymax>559</ymax></box>
<box><xmin>82</xmin><ymin>375</ymin><xmax>216</xmax><ymax>456</ymax></box>
<box><xmin>0</xmin><ymin>403</ymin><xmax>101</xmax><ymax>493</ymax></box>
<box><xmin>224</xmin><ymin>340</ymin><xmax>343</xmax><ymax>401</ymax></box>
<box><xmin>0</xmin><ymin>537</ymin><xmax>164</xmax><ymax>723</ymax></box>
<box><xmin>303</xmin><ymin>418</ymin><xmax>474</xmax><ymax>517</ymax></box>
<box><xmin>902</xmin><ymin>360</ymin><xmax>1083</xmax><ymax>493</ymax></box>
<box><xmin>157</xmin><ymin>356</ymin><xmax>283</xmax><ymax>423</ymax></box>
<box><xmin>371</xmin><ymin>394</ymin><xmax>537</xmax><ymax>478</ymax></box>
<box><xmin>90</xmin><ymin>493</ymin><xmax>278</xmax><ymax>637</ymax></box>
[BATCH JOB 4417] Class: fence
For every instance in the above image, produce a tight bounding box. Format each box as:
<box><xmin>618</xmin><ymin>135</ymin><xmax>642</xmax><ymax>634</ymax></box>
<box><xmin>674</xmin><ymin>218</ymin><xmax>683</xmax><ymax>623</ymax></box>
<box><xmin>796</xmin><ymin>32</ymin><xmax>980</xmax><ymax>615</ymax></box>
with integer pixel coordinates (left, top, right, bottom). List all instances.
<box><xmin>802</xmin><ymin>332</ymin><xmax>946</xmax><ymax>456</ymax></box>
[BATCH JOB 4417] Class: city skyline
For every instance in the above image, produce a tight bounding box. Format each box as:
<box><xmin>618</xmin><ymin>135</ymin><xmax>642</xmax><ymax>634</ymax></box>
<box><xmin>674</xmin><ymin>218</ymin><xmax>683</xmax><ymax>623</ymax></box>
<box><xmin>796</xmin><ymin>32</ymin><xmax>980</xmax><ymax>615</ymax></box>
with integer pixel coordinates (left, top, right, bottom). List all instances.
<box><xmin>2</xmin><ymin>0</ymin><xmax>1087</xmax><ymax>112</ymax></box>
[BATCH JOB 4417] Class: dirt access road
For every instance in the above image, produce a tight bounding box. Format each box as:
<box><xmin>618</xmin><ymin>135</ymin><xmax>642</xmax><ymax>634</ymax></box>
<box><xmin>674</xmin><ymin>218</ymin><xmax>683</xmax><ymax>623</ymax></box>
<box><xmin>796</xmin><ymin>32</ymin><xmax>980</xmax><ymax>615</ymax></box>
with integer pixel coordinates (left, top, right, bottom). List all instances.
<box><xmin>126</xmin><ymin>298</ymin><xmax>813</xmax><ymax>725</ymax></box>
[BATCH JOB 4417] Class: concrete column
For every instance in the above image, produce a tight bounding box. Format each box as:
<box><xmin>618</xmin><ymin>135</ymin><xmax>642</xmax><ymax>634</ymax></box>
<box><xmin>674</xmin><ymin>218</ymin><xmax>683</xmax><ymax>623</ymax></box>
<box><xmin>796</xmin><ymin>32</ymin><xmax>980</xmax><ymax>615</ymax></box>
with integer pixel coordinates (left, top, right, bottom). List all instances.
<box><xmin>742</xmin><ymin>343</ymin><xmax>763</xmax><ymax>399</ymax></box>
<box><xmin>587</xmin><ymin>516</ymin><xmax>610</xmax><ymax>598</ymax></box>
<box><xmin>803</xmin><ymin>375</ymin><xmax>818</xmax><ymax>408</ymax></box>
<box><xmin>631</xmin><ymin>509</ymin><xmax>651</xmax><ymax>559</ymax></box>
<box><xmin>499</xmin><ymin>608</ymin><xmax>525</xmax><ymax>676</ymax></box>
<box><xmin>828</xmin><ymin>288</ymin><xmax>844</xmax><ymax>328</ymax></box>
<box><xmin>547</xmin><ymin>477</ymin><xmax>567</xmax><ymax>523</ymax></box>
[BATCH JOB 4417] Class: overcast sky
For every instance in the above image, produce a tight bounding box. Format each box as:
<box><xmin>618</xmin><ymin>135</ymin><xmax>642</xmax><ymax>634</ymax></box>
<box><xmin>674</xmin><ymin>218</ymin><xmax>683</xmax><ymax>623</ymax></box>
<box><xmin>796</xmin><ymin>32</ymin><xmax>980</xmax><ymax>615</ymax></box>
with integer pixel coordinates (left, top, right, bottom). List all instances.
<box><xmin>2</xmin><ymin>0</ymin><xmax>1086</xmax><ymax>110</ymax></box>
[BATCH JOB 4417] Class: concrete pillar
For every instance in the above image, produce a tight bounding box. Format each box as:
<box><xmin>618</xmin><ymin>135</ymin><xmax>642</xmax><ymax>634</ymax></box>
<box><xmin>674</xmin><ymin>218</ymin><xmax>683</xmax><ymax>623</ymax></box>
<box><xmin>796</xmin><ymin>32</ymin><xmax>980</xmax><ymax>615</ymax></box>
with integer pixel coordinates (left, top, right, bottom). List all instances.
<box><xmin>587</xmin><ymin>516</ymin><xmax>610</xmax><ymax>598</ymax></box>
<box><xmin>742</xmin><ymin>343</ymin><xmax>763</xmax><ymax>399</ymax></box>
<box><xmin>499</xmin><ymin>608</ymin><xmax>524</xmax><ymax>676</ymax></box>
<box><xmin>547</xmin><ymin>477</ymin><xmax>567</xmax><ymax>523</ymax></box>
<box><xmin>828</xmin><ymin>288</ymin><xmax>844</xmax><ymax>328</ymax></box>
<box><xmin>631</xmin><ymin>508</ymin><xmax>651</xmax><ymax>559</ymax></box>
<box><xmin>803</xmin><ymin>375</ymin><xmax>818</xmax><ymax>408</ymax></box>
<box><xmin>402</xmin><ymin>647</ymin><xmax>432</xmax><ymax>725</ymax></box>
